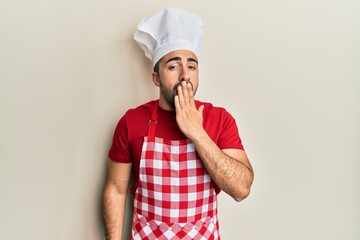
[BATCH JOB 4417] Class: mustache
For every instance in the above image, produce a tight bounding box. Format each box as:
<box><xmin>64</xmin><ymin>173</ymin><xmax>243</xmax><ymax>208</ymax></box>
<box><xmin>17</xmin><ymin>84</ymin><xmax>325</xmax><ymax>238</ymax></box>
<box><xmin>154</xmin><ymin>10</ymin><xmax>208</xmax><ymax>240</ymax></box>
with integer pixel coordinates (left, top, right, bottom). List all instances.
<box><xmin>173</xmin><ymin>80</ymin><xmax>193</xmax><ymax>96</ymax></box>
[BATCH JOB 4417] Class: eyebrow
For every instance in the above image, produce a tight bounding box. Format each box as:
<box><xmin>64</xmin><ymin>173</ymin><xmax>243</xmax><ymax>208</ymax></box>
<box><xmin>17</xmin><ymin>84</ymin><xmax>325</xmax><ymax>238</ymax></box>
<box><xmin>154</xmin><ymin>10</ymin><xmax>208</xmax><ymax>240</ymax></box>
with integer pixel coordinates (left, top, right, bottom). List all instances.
<box><xmin>165</xmin><ymin>57</ymin><xmax>198</xmax><ymax>65</ymax></box>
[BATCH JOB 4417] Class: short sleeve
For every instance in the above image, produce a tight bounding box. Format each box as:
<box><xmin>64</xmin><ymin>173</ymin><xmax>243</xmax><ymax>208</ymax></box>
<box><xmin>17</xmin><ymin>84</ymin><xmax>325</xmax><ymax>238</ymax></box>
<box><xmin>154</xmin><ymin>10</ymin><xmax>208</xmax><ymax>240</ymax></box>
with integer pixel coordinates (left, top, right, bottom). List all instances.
<box><xmin>108</xmin><ymin>115</ymin><xmax>133</xmax><ymax>163</ymax></box>
<box><xmin>217</xmin><ymin>110</ymin><xmax>244</xmax><ymax>151</ymax></box>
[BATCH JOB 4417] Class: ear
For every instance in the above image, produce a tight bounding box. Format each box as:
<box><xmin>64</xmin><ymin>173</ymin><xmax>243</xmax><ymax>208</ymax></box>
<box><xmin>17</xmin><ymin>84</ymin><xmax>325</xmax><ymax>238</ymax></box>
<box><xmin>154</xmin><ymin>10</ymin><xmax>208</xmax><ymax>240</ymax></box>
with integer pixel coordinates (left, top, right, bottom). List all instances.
<box><xmin>152</xmin><ymin>72</ymin><xmax>160</xmax><ymax>87</ymax></box>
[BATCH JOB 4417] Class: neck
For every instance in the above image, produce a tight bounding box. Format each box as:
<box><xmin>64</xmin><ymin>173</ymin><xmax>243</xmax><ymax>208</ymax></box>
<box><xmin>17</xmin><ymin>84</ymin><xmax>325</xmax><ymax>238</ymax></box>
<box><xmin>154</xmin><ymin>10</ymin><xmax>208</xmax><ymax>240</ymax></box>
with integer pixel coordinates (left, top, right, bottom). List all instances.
<box><xmin>158</xmin><ymin>97</ymin><xmax>175</xmax><ymax>111</ymax></box>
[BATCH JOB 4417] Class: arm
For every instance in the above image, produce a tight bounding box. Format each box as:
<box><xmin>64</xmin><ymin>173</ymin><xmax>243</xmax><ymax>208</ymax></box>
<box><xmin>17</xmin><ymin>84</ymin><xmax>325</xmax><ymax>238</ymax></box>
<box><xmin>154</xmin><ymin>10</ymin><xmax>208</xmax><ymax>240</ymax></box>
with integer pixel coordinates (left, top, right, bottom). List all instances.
<box><xmin>174</xmin><ymin>81</ymin><xmax>254</xmax><ymax>201</ymax></box>
<box><xmin>102</xmin><ymin>160</ymin><xmax>132</xmax><ymax>240</ymax></box>
<box><xmin>191</xmin><ymin>135</ymin><xmax>253</xmax><ymax>201</ymax></box>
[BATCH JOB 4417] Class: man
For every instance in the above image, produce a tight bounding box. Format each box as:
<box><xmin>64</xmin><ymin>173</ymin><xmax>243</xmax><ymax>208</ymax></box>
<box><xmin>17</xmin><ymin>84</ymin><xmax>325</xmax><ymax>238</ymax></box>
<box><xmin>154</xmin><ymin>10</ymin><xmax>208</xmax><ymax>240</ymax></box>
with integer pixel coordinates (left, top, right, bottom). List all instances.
<box><xmin>102</xmin><ymin>7</ymin><xmax>254</xmax><ymax>240</ymax></box>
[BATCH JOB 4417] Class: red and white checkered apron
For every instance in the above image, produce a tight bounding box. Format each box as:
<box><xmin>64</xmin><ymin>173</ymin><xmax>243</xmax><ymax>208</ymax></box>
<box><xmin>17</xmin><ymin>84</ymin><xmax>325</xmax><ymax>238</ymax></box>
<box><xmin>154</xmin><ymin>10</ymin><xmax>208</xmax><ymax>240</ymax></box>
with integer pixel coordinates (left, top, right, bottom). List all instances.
<box><xmin>130</xmin><ymin>101</ymin><xmax>219</xmax><ymax>240</ymax></box>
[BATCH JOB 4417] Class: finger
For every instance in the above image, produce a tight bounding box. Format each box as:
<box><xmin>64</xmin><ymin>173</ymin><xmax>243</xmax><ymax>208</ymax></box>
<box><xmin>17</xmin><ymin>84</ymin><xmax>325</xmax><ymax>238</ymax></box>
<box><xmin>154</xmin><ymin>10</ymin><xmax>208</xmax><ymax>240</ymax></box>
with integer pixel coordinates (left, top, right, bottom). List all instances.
<box><xmin>174</xmin><ymin>95</ymin><xmax>181</xmax><ymax>111</ymax></box>
<box><xmin>187</xmin><ymin>82</ymin><xmax>194</xmax><ymax>98</ymax></box>
<box><xmin>181</xmin><ymin>81</ymin><xmax>190</xmax><ymax>103</ymax></box>
<box><xmin>177</xmin><ymin>84</ymin><xmax>185</xmax><ymax>106</ymax></box>
<box><xmin>198</xmin><ymin>105</ymin><xmax>204</xmax><ymax>118</ymax></box>
<box><xmin>187</xmin><ymin>82</ymin><xmax>196</xmax><ymax>107</ymax></box>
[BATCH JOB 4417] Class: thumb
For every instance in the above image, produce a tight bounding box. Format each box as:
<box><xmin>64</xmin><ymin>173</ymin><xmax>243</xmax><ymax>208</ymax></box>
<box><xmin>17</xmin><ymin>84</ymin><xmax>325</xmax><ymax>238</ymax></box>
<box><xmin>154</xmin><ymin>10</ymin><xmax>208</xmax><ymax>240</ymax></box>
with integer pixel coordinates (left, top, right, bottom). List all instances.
<box><xmin>198</xmin><ymin>105</ymin><xmax>204</xmax><ymax>116</ymax></box>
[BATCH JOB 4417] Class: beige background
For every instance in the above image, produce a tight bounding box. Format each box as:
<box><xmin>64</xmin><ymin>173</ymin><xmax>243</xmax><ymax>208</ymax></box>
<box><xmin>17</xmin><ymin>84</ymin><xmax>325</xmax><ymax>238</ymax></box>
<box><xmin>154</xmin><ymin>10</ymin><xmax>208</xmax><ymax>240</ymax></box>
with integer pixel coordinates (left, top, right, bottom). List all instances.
<box><xmin>1</xmin><ymin>0</ymin><xmax>359</xmax><ymax>239</ymax></box>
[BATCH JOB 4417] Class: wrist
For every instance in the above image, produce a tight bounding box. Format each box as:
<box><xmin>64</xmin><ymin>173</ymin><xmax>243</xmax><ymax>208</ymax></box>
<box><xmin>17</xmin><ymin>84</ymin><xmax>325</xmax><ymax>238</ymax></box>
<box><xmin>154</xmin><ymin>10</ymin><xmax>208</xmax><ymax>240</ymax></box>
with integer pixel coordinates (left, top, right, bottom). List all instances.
<box><xmin>188</xmin><ymin>128</ymin><xmax>209</xmax><ymax>144</ymax></box>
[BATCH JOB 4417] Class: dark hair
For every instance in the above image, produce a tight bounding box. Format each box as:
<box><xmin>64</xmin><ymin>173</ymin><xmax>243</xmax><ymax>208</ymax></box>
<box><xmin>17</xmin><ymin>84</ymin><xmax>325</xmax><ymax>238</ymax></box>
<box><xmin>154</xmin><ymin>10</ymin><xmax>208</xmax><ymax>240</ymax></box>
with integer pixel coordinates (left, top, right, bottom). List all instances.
<box><xmin>153</xmin><ymin>61</ymin><xmax>160</xmax><ymax>75</ymax></box>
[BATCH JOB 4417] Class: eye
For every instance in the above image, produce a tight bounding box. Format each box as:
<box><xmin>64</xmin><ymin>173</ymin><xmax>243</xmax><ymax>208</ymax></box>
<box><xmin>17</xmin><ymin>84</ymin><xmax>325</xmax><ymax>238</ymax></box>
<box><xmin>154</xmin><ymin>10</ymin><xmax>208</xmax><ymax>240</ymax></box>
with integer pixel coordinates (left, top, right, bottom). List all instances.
<box><xmin>189</xmin><ymin>65</ymin><xmax>197</xmax><ymax>70</ymax></box>
<box><xmin>168</xmin><ymin>65</ymin><xmax>179</xmax><ymax>70</ymax></box>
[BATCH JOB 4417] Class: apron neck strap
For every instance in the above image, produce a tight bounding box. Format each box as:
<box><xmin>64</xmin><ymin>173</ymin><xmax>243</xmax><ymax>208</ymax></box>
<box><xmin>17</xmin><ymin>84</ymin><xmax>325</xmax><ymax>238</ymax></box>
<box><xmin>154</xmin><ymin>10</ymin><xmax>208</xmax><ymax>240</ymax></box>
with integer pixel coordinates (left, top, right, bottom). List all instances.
<box><xmin>148</xmin><ymin>100</ymin><xmax>159</xmax><ymax>137</ymax></box>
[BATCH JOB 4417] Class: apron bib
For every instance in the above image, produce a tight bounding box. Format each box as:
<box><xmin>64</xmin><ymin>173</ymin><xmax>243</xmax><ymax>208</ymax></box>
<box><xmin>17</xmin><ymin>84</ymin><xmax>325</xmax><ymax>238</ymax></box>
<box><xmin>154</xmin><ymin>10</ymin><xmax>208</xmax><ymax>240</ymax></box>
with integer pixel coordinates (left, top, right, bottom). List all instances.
<box><xmin>131</xmin><ymin>101</ymin><xmax>220</xmax><ymax>240</ymax></box>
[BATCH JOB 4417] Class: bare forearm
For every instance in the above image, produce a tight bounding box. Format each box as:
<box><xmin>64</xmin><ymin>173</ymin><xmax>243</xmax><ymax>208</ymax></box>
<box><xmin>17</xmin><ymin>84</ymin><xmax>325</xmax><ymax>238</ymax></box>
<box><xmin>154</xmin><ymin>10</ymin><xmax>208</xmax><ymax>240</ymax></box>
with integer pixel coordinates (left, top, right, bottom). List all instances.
<box><xmin>102</xmin><ymin>182</ymin><xmax>126</xmax><ymax>240</ymax></box>
<box><xmin>191</xmin><ymin>131</ymin><xmax>254</xmax><ymax>201</ymax></box>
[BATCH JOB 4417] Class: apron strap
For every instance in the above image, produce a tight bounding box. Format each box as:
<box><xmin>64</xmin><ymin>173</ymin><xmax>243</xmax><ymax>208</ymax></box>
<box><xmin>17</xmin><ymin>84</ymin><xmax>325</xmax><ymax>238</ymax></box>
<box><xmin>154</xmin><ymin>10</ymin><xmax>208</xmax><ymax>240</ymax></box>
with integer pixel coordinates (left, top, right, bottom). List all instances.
<box><xmin>147</xmin><ymin>100</ymin><xmax>159</xmax><ymax>137</ymax></box>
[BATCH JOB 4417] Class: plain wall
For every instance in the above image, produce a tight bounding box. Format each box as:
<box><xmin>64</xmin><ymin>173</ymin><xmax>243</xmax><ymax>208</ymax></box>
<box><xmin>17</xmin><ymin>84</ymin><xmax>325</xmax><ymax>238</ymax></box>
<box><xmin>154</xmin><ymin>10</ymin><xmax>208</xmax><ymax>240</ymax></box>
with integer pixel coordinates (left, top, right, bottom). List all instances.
<box><xmin>1</xmin><ymin>1</ymin><xmax>359</xmax><ymax>239</ymax></box>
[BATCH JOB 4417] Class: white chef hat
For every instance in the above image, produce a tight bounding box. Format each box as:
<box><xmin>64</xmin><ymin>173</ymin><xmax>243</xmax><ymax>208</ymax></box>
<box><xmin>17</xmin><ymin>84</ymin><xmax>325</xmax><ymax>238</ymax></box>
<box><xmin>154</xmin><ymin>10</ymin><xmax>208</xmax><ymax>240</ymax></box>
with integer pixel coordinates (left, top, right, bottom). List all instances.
<box><xmin>134</xmin><ymin>7</ymin><xmax>203</xmax><ymax>67</ymax></box>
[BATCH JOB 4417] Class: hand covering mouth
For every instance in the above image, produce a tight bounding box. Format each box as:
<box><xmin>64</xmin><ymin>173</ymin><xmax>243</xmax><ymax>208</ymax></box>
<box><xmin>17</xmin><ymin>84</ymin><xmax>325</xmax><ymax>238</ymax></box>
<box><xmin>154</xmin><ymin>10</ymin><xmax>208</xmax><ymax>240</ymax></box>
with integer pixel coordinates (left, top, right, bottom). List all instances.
<box><xmin>173</xmin><ymin>80</ymin><xmax>193</xmax><ymax>96</ymax></box>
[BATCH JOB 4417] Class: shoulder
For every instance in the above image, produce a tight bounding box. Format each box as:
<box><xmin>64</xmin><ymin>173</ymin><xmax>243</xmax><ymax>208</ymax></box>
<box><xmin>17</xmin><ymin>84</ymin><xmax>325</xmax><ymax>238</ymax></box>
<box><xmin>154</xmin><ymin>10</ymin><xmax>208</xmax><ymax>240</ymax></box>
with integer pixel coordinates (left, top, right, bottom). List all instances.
<box><xmin>123</xmin><ymin>100</ymin><xmax>156</xmax><ymax>120</ymax></box>
<box><xmin>196</xmin><ymin>100</ymin><xmax>238</xmax><ymax>133</ymax></box>
<box><xmin>195</xmin><ymin>100</ymin><xmax>232</xmax><ymax>118</ymax></box>
<box><xmin>115</xmin><ymin>100</ymin><xmax>155</xmax><ymax>132</ymax></box>
<box><xmin>114</xmin><ymin>100</ymin><xmax>156</xmax><ymax>142</ymax></box>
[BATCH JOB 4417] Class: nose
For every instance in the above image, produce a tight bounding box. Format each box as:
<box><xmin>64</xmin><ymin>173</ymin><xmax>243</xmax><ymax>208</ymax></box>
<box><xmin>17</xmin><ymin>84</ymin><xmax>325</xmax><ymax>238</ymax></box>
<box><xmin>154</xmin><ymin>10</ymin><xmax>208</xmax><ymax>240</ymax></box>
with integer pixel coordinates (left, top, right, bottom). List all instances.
<box><xmin>179</xmin><ymin>67</ymin><xmax>190</xmax><ymax>82</ymax></box>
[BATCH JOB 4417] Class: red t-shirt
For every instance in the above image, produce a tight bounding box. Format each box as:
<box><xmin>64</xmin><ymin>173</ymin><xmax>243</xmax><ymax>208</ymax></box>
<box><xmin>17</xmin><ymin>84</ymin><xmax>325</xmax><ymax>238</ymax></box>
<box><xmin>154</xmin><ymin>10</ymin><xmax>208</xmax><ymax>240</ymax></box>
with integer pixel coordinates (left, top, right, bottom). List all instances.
<box><xmin>108</xmin><ymin>100</ymin><xmax>244</xmax><ymax>195</ymax></box>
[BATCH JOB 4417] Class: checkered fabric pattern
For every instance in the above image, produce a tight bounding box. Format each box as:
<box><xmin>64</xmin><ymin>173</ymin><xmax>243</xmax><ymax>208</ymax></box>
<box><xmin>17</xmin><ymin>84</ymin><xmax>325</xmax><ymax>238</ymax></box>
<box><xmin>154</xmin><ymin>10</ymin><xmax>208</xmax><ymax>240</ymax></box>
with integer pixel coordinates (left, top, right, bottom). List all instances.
<box><xmin>135</xmin><ymin>137</ymin><xmax>217</xmax><ymax>223</ymax></box>
<box><xmin>131</xmin><ymin>214</ymin><xmax>218</xmax><ymax>240</ymax></box>
<box><xmin>131</xmin><ymin>136</ymin><xmax>219</xmax><ymax>239</ymax></box>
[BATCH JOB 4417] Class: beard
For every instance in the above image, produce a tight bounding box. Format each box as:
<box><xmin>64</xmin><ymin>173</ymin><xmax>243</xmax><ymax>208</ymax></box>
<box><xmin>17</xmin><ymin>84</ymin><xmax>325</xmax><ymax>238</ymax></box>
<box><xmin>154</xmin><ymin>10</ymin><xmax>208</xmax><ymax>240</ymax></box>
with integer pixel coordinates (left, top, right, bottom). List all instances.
<box><xmin>159</xmin><ymin>79</ymin><xmax>196</xmax><ymax>110</ymax></box>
